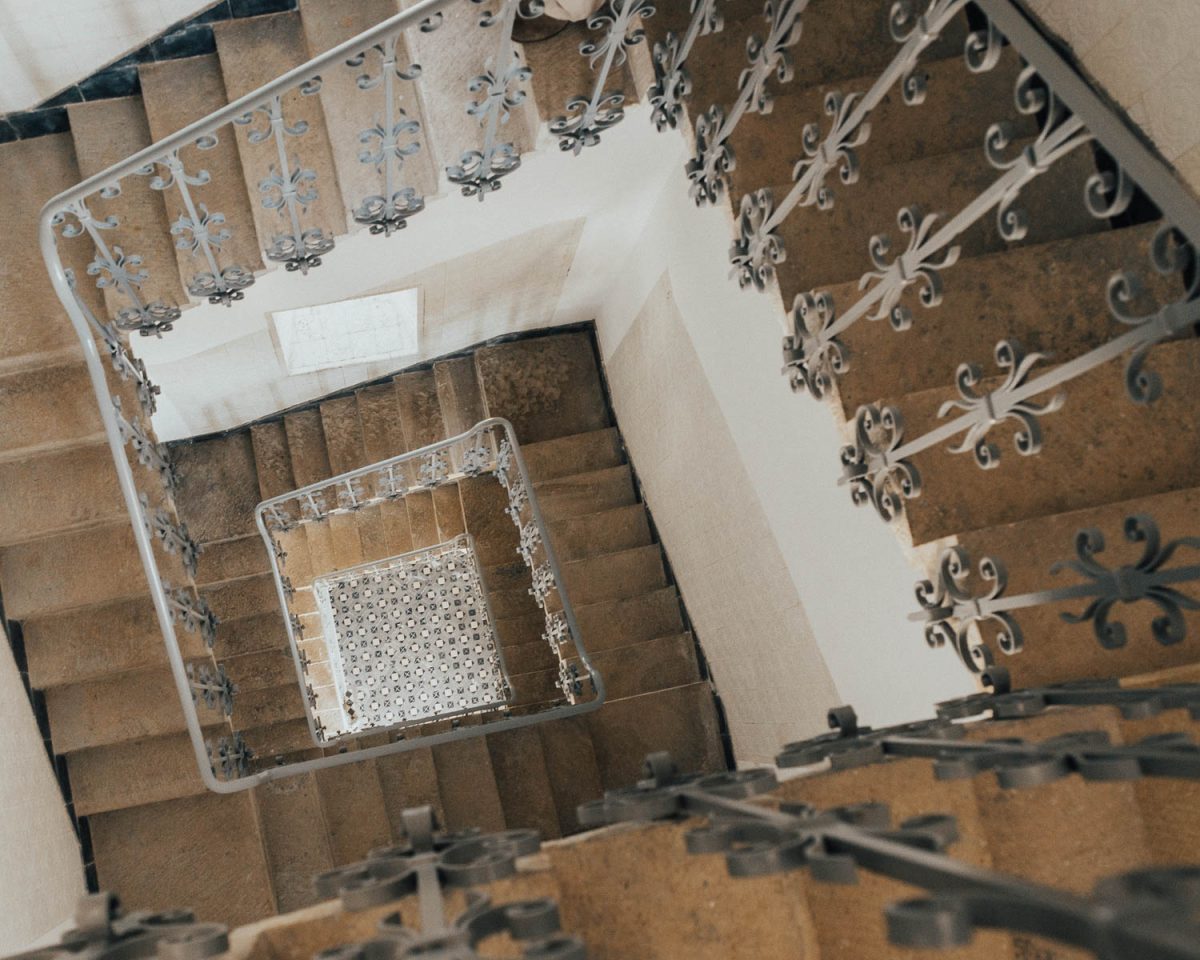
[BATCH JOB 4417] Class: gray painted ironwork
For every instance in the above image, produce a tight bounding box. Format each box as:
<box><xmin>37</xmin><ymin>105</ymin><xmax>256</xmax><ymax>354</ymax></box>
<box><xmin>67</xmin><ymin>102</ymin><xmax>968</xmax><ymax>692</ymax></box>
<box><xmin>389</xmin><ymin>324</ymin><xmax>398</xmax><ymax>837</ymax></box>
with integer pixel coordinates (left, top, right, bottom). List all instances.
<box><xmin>648</xmin><ymin>0</ymin><xmax>722</xmax><ymax>131</ymax></box>
<box><xmin>140</xmin><ymin>139</ymin><xmax>256</xmax><ymax>306</ymax></box>
<box><xmin>687</xmin><ymin>0</ymin><xmax>806</xmax><ymax>205</ymax></box>
<box><xmin>936</xmin><ymin>677</ymin><xmax>1200</xmax><ymax>722</ymax></box>
<box><xmin>139</xmin><ymin>492</ymin><xmax>201</xmax><ymax>577</ymax></box>
<box><xmin>208</xmin><ymin>731</ymin><xmax>251</xmax><ymax>780</ymax></box>
<box><xmin>580</xmin><ymin>752</ymin><xmax>1200</xmax><ymax>958</ymax></box>
<box><xmin>234</xmin><ymin>79</ymin><xmax>334</xmax><ymax>273</ymax></box>
<box><xmin>164</xmin><ymin>583</ymin><xmax>220</xmax><ymax>649</ymax></box>
<box><xmin>913</xmin><ymin>513</ymin><xmax>1200</xmax><ymax>673</ymax></box>
<box><xmin>731</xmin><ymin>0</ymin><xmax>972</xmax><ymax>291</ymax></box>
<box><xmin>187</xmin><ymin>662</ymin><xmax>236</xmax><ymax>716</ymax></box>
<box><xmin>551</xmin><ymin>0</ymin><xmax>655</xmax><ymax>154</ymax></box>
<box><xmin>775</xmin><ymin>702</ymin><xmax>1200</xmax><ymax>785</ymax></box>
<box><xmin>346</xmin><ymin>25</ymin><xmax>436</xmax><ymax>236</ymax></box>
<box><xmin>1</xmin><ymin>893</ymin><xmax>228</xmax><ymax>960</ymax></box>
<box><xmin>113</xmin><ymin>396</ymin><xmax>177</xmax><ymax>491</ymax></box>
<box><xmin>447</xmin><ymin>0</ymin><xmax>541</xmax><ymax>199</ymax></box>
<box><xmin>52</xmin><ymin>197</ymin><xmax>182</xmax><ymax>336</ymax></box>
<box><xmin>315</xmin><ymin>806</ymin><xmax>584</xmax><ymax>958</ymax></box>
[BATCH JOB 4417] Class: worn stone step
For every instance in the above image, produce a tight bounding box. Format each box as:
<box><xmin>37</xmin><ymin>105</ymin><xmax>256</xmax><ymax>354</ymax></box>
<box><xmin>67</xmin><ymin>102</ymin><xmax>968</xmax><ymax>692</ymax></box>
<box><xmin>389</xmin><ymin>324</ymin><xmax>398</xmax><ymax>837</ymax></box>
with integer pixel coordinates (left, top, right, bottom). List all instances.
<box><xmin>320</xmin><ymin>395</ymin><xmax>370</xmax><ymax>474</ymax></box>
<box><xmin>833</xmin><ymin>221</ymin><xmax>1173</xmax><ymax>416</ymax></box>
<box><xmin>44</xmin><ymin>664</ymin><xmax>223</xmax><ymax>753</ymax></box>
<box><xmin>0</xmin><ymin>360</ymin><xmax>104</xmax><ymax>460</ymax></box>
<box><xmin>486</xmin><ymin>726</ymin><xmax>561</xmax><ymax>839</ymax></box>
<box><xmin>224</xmin><ymin>646</ymin><xmax>299</xmax><ymax>692</ymax></box>
<box><xmin>432</xmin><ymin>482</ymin><xmax>467</xmax><ymax>541</ymax></box>
<box><xmin>395</xmin><ymin>0</ymin><xmax>539</xmax><ymax>178</ymax></box>
<box><xmin>195</xmin><ymin>534</ymin><xmax>273</xmax><ymax>587</ymax></box>
<box><xmin>201</xmin><ymin>572</ymin><xmax>281</xmax><ymax>623</ymax></box>
<box><xmin>587</xmin><ymin>680</ymin><xmax>724</xmax><ymax>790</ymax></box>
<box><xmin>534</xmin><ymin>464</ymin><xmax>637</xmax><ymax>521</ymax></box>
<box><xmin>284</xmin><ymin>408</ymin><xmax>335</xmax><ymax>487</ymax></box>
<box><xmin>68</xmin><ymin>731</ymin><xmax>207</xmax><ymax>815</ymax></box>
<box><xmin>90</xmin><ymin>790</ymin><xmax>276</xmax><ymax>927</ymax></box>
<box><xmin>298</xmin><ymin>0</ymin><xmax>439</xmax><ymax>228</ymax></box>
<box><xmin>431</xmin><ymin>734</ymin><xmax>507</xmax><ymax>832</ymax></box>
<box><xmin>23</xmin><ymin>594</ymin><xmax>210</xmax><ymax>690</ymax></box>
<box><xmin>394</xmin><ymin>368</ymin><xmax>445</xmax><ymax>450</ymax></box>
<box><xmin>254</xmin><ymin>774</ymin><xmax>335</xmax><ymax>914</ymax></box>
<box><xmin>539</xmin><ymin>713</ymin><xmax>604</xmax><ymax>836</ymax></box>
<box><xmin>251</xmin><ymin>420</ymin><xmax>298</xmax><ymax>500</ymax></box>
<box><xmin>172</xmin><ymin>431</ymin><xmax>263</xmax><ymax>544</ymax></box>
<box><xmin>375</xmin><ymin>745</ymin><xmax>445</xmax><ymax>835</ymax></box>
<box><xmin>0</xmin><ymin>134</ymin><xmax>97</xmax><ymax>369</ymax></box>
<box><xmin>951</xmin><ymin>485</ymin><xmax>1200</xmax><ymax>689</ymax></box>
<box><xmin>0</xmin><ymin>519</ymin><xmax>176</xmax><ymax>620</ymax></box>
<box><xmin>521</xmin><ymin>427</ymin><xmax>623</xmax><ymax>482</ymax></box>
<box><xmin>547</xmin><ymin>503</ymin><xmax>652</xmax><ymax>563</ymax></box>
<box><xmin>494</xmin><ymin>585</ymin><xmax>685</xmax><ymax>654</ymax></box>
<box><xmin>476</xmin><ymin>333</ymin><xmax>610</xmax><ymax>444</ymax></box>
<box><xmin>485</xmin><ymin>542</ymin><xmax>666</xmax><ymax>615</ymax></box>
<box><xmin>895</xmin><ymin>336</ymin><xmax>1200</xmax><ymax>546</ymax></box>
<box><xmin>0</xmin><ymin>442</ymin><xmax>122</xmax><ymax>546</ymax></box>
<box><xmin>138</xmin><ymin>53</ymin><xmax>265</xmax><ymax>289</ymax></box>
<box><xmin>728</xmin><ymin>44</ymin><xmax>1031</xmax><ymax>205</ymax></box>
<box><xmin>212</xmin><ymin>609</ymin><xmax>289</xmax><ymax>660</ymax></box>
<box><xmin>433</xmin><ymin>355</ymin><xmax>487</xmax><ymax>438</ymax></box>
<box><xmin>357</xmin><ymin>381</ymin><xmax>408</xmax><ymax>461</ymax></box>
<box><xmin>770</xmin><ymin>135</ymin><xmax>1103</xmax><ymax>304</ymax></box>
<box><xmin>213</xmin><ymin>11</ymin><xmax>347</xmax><ymax>255</ymax></box>
<box><xmin>315</xmin><ymin>754</ymin><xmax>394</xmax><ymax>864</ymax></box>
<box><xmin>243</xmin><ymin>717</ymin><xmax>315</xmax><ymax>759</ymax></box>
<box><xmin>66</xmin><ymin>96</ymin><xmax>187</xmax><ymax>316</ymax></box>
<box><xmin>234</xmin><ymin>681</ymin><xmax>308</xmax><ymax>731</ymax></box>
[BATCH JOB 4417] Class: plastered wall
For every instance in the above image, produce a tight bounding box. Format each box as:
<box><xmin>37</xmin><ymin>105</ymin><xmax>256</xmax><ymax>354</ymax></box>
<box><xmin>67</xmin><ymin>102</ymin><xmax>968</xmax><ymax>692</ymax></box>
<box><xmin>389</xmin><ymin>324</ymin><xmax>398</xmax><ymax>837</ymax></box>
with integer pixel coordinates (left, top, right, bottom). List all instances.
<box><xmin>0</xmin><ymin>637</ymin><xmax>84</xmax><ymax>952</ymax></box>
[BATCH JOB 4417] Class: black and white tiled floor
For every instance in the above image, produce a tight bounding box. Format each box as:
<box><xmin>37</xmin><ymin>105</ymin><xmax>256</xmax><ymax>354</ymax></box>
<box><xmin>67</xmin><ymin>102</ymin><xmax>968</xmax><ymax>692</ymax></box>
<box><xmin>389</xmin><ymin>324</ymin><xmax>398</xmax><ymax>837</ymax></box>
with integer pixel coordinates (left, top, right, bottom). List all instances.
<box><xmin>313</xmin><ymin>535</ymin><xmax>509</xmax><ymax>737</ymax></box>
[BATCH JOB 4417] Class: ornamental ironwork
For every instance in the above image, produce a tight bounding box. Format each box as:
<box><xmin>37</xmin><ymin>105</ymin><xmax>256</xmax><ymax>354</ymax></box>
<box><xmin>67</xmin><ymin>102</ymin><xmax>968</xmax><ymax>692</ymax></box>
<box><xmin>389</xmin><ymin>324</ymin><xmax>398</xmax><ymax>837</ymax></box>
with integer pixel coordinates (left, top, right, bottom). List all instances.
<box><xmin>914</xmin><ymin>514</ymin><xmax>1200</xmax><ymax>673</ymax></box>
<box><xmin>648</xmin><ymin>0</ymin><xmax>722</xmax><ymax>131</ymax></box>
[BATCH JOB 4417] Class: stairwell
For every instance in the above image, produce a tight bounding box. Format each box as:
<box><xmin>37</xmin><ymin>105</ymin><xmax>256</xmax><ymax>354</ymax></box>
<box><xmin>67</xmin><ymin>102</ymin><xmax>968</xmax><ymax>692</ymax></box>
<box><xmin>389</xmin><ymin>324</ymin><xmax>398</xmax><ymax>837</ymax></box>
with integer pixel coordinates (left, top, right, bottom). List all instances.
<box><xmin>1</xmin><ymin>0</ymin><xmax>1199</xmax><ymax>953</ymax></box>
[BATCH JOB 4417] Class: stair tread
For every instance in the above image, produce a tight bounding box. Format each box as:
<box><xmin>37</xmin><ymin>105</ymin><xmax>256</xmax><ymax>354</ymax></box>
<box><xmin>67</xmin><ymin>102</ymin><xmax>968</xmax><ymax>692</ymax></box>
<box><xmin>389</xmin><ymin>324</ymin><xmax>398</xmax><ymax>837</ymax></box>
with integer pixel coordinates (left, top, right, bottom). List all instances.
<box><xmin>520</xmin><ymin>428</ymin><xmax>623</xmax><ymax>482</ymax></box>
<box><xmin>172</xmin><ymin>432</ymin><xmax>263</xmax><ymax>544</ymax></box>
<box><xmin>0</xmin><ymin>360</ymin><xmax>104</xmax><ymax>460</ymax></box>
<box><xmin>0</xmin><ymin>442</ymin><xmax>122</xmax><ymax>546</ymax></box>
<box><xmin>254</xmin><ymin>774</ymin><xmax>335</xmax><ymax>913</ymax></box>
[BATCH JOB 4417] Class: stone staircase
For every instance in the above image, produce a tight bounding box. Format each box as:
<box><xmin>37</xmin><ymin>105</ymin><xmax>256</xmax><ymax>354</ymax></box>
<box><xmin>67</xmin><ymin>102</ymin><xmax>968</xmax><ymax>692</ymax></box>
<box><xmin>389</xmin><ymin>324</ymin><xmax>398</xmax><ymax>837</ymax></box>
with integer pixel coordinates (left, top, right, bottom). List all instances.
<box><xmin>2</xmin><ymin>0</ymin><xmax>1199</xmax><ymax>948</ymax></box>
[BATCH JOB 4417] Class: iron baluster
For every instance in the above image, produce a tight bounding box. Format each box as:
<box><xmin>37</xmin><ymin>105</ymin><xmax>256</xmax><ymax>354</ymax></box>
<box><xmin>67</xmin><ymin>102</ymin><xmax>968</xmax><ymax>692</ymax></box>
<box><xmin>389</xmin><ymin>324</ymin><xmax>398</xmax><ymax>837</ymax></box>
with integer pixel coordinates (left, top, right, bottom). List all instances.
<box><xmin>551</xmin><ymin>0</ymin><xmax>656</xmax><ymax>154</ymax></box>
<box><xmin>731</xmin><ymin>0</ymin><xmax>973</xmax><ymax>290</ymax></box>
<box><xmin>913</xmin><ymin>514</ymin><xmax>1200</xmax><ymax>672</ymax></box>
<box><xmin>52</xmin><ymin>198</ymin><xmax>182</xmax><ymax>337</ymax></box>
<box><xmin>112</xmin><ymin>396</ymin><xmax>177</xmax><ymax>491</ymax></box>
<box><xmin>347</xmin><ymin>28</ymin><xmax>432</xmax><ymax>235</ymax></box>
<box><xmin>687</xmin><ymin>0</ymin><xmax>807</xmax><ymax>205</ymax></box>
<box><xmin>235</xmin><ymin>79</ymin><xmax>334</xmax><ymax>273</ymax></box>
<box><xmin>139</xmin><ymin>492</ymin><xmax>201</xmax><ymax>577</ymax></box>
<box><xmin>187</xmin><ymin>662</ymin><xmax>236</xmax><ymax>716</ymax></box>
<box><xmin>164</xmin><ymin>582</ymin><xmax>220</xmax><ymax>648</ymax></box>
<box><xmin>648</xmin><ymin>0</ymin><xmax>722</xmax><ymax>131</ymax></box>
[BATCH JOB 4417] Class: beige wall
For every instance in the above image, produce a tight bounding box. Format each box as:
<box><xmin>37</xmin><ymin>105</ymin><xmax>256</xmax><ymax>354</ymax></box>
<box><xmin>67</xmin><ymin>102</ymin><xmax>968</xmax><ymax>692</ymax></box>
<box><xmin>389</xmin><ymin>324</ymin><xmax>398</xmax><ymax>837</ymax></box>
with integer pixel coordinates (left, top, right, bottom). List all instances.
<box><xmin>0</xmin><ymin>636</ymin><xmax>84</xmax><ymax>952</ymax></box>
<box><xmin>1027</xmin><ymin>0</ymin><xmax>1200</xmax><ymax>193</ymax></box>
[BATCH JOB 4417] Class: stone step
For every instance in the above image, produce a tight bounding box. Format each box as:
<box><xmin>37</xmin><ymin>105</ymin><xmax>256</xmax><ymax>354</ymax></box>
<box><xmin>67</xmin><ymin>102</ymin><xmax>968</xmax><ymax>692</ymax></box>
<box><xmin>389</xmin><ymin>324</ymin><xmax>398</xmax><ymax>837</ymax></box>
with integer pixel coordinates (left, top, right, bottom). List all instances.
<box><xmin>234</xmin><ymin>681</ymin><xmax>308</xmax><ymax>731</ymax></box>
<box><xmin>459</xmin><ymin>474</ymin><xmax>519</xmax><ymax>565</ymax></box>
<box><xmin>253</xmin><ymin>774</ymin><xmax>335</xmax><ymax>914</ymax></box>
<box><xmin>66</xmin><ymin>96</ymin><xmax>187</xmax><ymax>316</ymax></box>
<box><xmin>486</xmin><ymin>726</ymin><xmax>561</xmax><ymax>839</ymax></box>
<box><xmin>44</xmin><ymin>664</ymin><xmax>223</xmax><ymax>753</ymax></box>
<box><xmin>475</xmin><ymin>332</ymin><xmax>611</xmax><ymax>444</ymax></box>
<box><xmin>534</xmin><ymin>464</ymin><xmax>637</xmax><ymax>520</ymax></box>
<box><xmin>314</xmin><ymin>753</ymin><xmax>394</xmax><ymax>864</ymax></box>
<box><xmin>432</xmin><ymin>483</ymin><xmax>467</xmax><ymax>540</ymax></box>
<box><xmin>195</xmin><ymin>534</ymin><xmax>273</xmax><ymax>587</ymax></box>
<box><xmin>374</xmin><ymin>745</ymin><xmax>445</xmax><ymax>834</ymax></box>
<box><xmin>250</xmin><ymin>420</ymin><xmax>298</xmax><ymax>500</ymax></box>
<box><xmin>213</xmin><ymin>609</ymin><xmax>289</xmax><ymax>660</ymax></box>
<box><xmin>356</xmin><ymin>381</ymin><xmax>408</xmax><ymax>461</ymax></box>
<box><xmin>587</xmin><ymin>680</ymin><xmax>724</xmax><ymax>790</ymax></box>
<box><xmin>728</xmin><ymin>44</ymin><xmax>1032</xmax><ymax>205</ymax></box>
<box><xmin>201</xmin><ymin>572</ymin><xmax>281</xmax><ymax>623</ymax></box>
<box><xmin>434</xmin><ymin>355</ymin><xmax>487</xmax><ymax>437</ymax></box>
<box><xmin>521</xmin><ymin>427</ymin><xmax>623</xmax><ymax>482</ymax></box>
<box><xmin>224</xmin><ymin>646</ymin><xmax>299</xmax><ymax>692</ymax></box>
<box><xmin>546</xmin><ymin>503</ymin><xmax>652</xmax><ymax>563</ymax></box>
<box><xmin>431</xmin><ymin>733</ymin><xmax>507</xmax><ymax>832</ymax></box>
<box><xmin>90</xmin><ymin>791</ymin><xmax>276</xmax><ymax>928</ymax></box>
<box><xmin>0</xmin><ymin>519</ymin><xmax>177</xmax><ymax>620</ymax></box>
<box><xmin>0</xmin><ymin>442</ymin><xmax>122</xmax><ymax>546</ymax></box>
<box><xmin>770</xmin><ymin>135</ymin><xmax>1104</xmax><ymax>305</ymax></box>
<box><xmin>172</xmin><ymin>431</ymin><xmax>263</xmax><ymax>545</ymax></box>
<box><xmin>298</xmin><ymin>0</ymin><xmax>439</xmax><ymax>228</ymax></box>
<box><xmin>320</xmin><ymin>396</ymin><xmax>370</xmax><ymax>474</ymax></box>
<box><xmin>0</xmin><ymin>360</ymin><xmax>104</xmax><ymax>461</ymax></box>
<box><xmin>23</xmin><ymin>594</ymin><xmax>210</xmax><ymax>690</ymax></box>
<box><xmin>395</xmin><ymin>0</ymin><xmax>538</xmax><ymax>178</ymax></box>
<box><xmin>243</xmin><ymin>717</ymin><xmax>314</xmax><ymax>760</ymax></box>
<box><xmin>895</xmin><ymin>336</ymin><xmax>1200</xmax><ymax>546</ymax></box>
<box><xmin>538</xmin><ymin>714</ymin><xmax>604</xmax><ymax>836</ymax></box>
<box><xmin>951</xmin><ymin>485</ymin><xmax>1200</xmax><ymax>689</ymax></box>
<box><xmin>494</xmin><ymin>585</ymin><xmax>685</xmax><ymax>653</ymax></box>
<box><xmin>833</xmin><ymin>221</ymin><xmax>1172</xmax><ymax>416</ymax></box>
<box><xmin>213</xmin><ymin>11</ymin><xmax>347</xmax><ymax>255</ymax></box>
<box><xmin>68</xmin><ymin>731</ymin><xmax>207</xmax><ymax>815</ymax></box>
<box><xmin>284</xmin><ymin>408</ymin><xmax>334</xmax><ymax>486</ymax></box>
<box><xmin>137</xmin><ymin>53</ymin><xmax>265</xmax><ymax>290</ymax></box>
<box><xmin>0</xmin><ymin>134</ymin><xmax>95</xmax><ymax>370</ymax></box>
<box><xmin>394</xmin><ymin>368</ymin><xmax>445</xmax><ymax>450</ymax></box>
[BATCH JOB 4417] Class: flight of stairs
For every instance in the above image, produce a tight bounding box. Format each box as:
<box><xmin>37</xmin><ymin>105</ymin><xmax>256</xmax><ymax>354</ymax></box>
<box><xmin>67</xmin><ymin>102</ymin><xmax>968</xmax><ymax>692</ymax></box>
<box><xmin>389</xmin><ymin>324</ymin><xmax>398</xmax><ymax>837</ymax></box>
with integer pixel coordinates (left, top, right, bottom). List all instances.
<box><xmin>638</xmin><ymin>0</ymin><xmax>1200</xmax><ymax>690</ymax></box>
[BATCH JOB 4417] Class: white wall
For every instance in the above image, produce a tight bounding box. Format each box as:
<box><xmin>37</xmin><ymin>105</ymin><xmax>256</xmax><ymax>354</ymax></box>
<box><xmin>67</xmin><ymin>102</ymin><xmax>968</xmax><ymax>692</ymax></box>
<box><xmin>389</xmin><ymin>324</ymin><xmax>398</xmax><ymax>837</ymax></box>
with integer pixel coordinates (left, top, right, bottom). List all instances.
<box><xmin>0</xmin><ymin>636</ymin><xmax>84</xmax><ymax>953</ymax></box>
<box><xmin>567</xmin><ymin>129</ymin><xmax>975</xmax><ymax>759</ymax></box>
